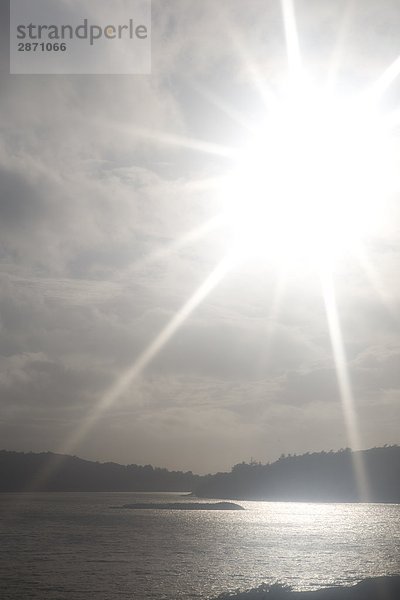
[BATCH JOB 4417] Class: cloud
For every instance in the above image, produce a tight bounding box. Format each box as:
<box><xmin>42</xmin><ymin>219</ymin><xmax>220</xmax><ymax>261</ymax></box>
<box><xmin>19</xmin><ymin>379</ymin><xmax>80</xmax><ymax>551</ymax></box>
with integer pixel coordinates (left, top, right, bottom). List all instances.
<box><xmin>0</xmin><ymin>0</ymin><xmax>399</xmax><ymax>471</ymax></box>
<box><xmin>351</xmin><ymin>344</ymin><xmax>400</xmax><ymax>394</ymax></box>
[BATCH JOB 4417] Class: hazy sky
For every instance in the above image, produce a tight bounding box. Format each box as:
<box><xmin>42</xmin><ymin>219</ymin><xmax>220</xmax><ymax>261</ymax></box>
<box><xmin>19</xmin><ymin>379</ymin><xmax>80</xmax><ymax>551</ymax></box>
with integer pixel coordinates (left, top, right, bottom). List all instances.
<box><xmin>1</xmin><ymin>0</ymin><xmax>400</xmax><ymax>473</ymax></box>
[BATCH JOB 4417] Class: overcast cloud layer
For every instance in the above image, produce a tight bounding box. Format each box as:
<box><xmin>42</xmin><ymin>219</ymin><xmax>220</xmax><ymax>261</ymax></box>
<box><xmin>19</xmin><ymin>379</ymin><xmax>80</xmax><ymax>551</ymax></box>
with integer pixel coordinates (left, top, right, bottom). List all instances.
<box><xmin>1</xmin><ymin>0</ymin><xmax>400</xmax><ymax>473</ymax></box>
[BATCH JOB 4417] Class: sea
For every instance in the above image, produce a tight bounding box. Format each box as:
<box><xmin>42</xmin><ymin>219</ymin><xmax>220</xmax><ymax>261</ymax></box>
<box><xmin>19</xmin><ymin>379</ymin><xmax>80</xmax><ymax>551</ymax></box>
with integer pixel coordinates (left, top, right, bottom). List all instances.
<box><xmin>0</xmin><ymin>492</ymin><xmax>399</xmax><ymax>599</ymax></box>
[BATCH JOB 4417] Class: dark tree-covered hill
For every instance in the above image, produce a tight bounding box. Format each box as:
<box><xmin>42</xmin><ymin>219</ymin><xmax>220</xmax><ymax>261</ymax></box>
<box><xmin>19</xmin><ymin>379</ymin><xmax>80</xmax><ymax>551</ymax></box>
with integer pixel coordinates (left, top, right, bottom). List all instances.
<box><xmin>0</xmin><ymin>450</ymin><xmax>208</xmax><ymax>492</ymax></box>
<box><xmin>194</xmin><ymin>446</ymin><xmax>400</xmax><ymax>503</ymax></box>
<box><xmin>1</xmin><ymin>446</ymin><xmax>399</xmax><ymax>501</ymax></box>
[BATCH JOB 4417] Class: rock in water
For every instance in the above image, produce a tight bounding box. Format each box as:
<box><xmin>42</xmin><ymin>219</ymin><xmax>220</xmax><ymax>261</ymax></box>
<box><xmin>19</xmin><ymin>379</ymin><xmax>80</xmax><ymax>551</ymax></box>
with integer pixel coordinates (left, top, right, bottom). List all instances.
<box><xmin>119</xmin><ymin>501</ymin><xmax>244</xmax><ymax>510</ymax></box>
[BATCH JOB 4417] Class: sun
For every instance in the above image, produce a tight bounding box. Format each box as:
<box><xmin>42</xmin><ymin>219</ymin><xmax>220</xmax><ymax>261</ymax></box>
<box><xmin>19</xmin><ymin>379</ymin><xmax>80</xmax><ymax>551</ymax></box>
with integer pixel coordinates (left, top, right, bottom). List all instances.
<box><xmin>220</xmin><ymin>86</ymin><xmax>396</xmax><ymax>270</ymax></box>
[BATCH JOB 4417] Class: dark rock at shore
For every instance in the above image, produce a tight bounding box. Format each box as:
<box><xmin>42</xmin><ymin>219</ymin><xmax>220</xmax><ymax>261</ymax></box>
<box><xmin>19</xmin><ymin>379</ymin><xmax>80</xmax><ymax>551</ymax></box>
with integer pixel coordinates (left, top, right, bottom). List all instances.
<box><xmin>119</xmin><ymin>501</ymin><xmax>244</xmax><ymax>510</ymax></box>
<box><xmin>213</xmin><ymin>576</ymin><xmax>400</xmax><ymax>600</ymax></box>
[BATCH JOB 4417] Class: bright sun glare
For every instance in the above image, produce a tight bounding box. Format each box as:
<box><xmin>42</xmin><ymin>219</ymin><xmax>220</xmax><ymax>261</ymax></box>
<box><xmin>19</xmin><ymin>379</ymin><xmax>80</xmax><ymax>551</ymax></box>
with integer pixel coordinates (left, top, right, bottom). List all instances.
<box><xmin>221</xmin><ymin>86</ymin><xmax>396</xmax><ymax>269</ymax></box>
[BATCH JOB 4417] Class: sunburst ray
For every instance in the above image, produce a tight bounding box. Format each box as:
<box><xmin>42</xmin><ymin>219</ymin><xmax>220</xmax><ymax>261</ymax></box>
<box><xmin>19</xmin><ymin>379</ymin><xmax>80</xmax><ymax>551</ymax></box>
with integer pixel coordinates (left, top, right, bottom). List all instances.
<box><xmin>27</xmin><ymin>256</ymin><xmax>234</xmax><ymax>491</ymax></box>
<box><xmin>281</xmin><ymin>0</ymin><xmax>302</xmax><ymax>82</ymax></box>
<box><xmin>321</xmin><ymin>270</ymin><xmax>369</xmax><ymax>501</ymax></box>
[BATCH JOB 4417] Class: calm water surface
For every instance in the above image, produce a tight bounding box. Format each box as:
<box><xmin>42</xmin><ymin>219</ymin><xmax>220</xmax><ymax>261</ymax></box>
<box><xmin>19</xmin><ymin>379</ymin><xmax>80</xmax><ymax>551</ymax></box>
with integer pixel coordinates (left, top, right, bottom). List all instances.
<box><xmin>0</xmin><ymin>492</ymin><xmax>399</xmax><ymax>599</ymax></box>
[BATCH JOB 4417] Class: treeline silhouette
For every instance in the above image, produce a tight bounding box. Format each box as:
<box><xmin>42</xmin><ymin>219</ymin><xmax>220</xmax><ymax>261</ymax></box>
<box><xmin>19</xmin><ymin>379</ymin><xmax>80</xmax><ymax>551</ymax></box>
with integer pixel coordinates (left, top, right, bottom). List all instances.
<box><xmin>0</xmin><ymin>446</ymin><xmax>399</xmax><ymax>500</ymax></box>
<box><xmin>0</xmin><ymin>450</ymin><xmax>208</xmax><ymax>492</ymax></box>
<box><xmin>194</xmin><ymin>445</ymin><xmax>400</xmax><ymax>502</ymax></box>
